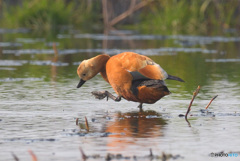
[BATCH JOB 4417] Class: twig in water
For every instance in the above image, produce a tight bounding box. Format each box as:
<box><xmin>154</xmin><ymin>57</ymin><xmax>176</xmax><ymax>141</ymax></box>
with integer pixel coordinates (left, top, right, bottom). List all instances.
<box><xmin>79</xmin><ymin>147</ymin><xmax>87</xmax><ymax>161</ymax></box>
<box><xmin>28</xmin><ymin>150</ymin><xmax>37</xmax><ymax>161</ymax></box>
<box><xmin>149</xmin><ymin>148</ymin><xmax>153</xmax><ymax>157</ymax></box>
<box><xmin>76</xmin><ymin>118</ymin><xmax>79</xmax><ymax>125</ymax></box>
<box><xmin>85</xmin><ymin>116</ymin><xmax>89</xmax><ymax>132</ymax></box>
<box><xmin>162</xmin><ymin>152</ymin><xmax>167</xmax><ymax>161</ymax></box>
<box><xmin>185</xmin><ymin>86</ymin><xmax>201</xmax><ymax>119</ymax></box>
<box><xmin>205</xmin><ymin>95</ymin><xmax>218</xmax><ymax>109</ymax></box>
<box><xmin>149</xmin><ymin>148</ymin><xmax>154</xmax><ymax>160</ymax></box>
<box><xmin>11</xmin><ymin>152</ymin><xmax>19</xmax><ymax>161</ymax></box>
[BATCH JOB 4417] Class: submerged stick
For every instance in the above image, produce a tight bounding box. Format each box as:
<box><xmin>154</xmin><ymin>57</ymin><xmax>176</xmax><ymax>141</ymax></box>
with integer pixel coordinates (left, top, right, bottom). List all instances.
<box><xmin>185</xmin><ymin>86</ymin><xmax>201</xmax><ymax>119</ymax></box>
<box><xmin>28</xmin><ymin>150</ymin><xmax>37</xmax><ymax>161</ymax></box>
<box><xmin>205</xmin><ymin>95</ymin><xmax>218</xmax><ymax>109</ymax></box>
<box><xmin>85</xmin><ymin>116</ymin><xmax>89</xmax><ymax>132</ymax></box>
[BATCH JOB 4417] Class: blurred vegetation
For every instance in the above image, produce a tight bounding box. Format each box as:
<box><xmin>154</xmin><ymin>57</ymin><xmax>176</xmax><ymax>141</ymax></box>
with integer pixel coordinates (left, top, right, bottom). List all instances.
<box><xmin>1</xmin><ymin>0</ymin><xmax>240</xmax><ymax>35</ymax></box>
<box><xmin>139</xmin><ymin>0</ymin><xmax>240</xmax><ymax>35</ymax></box>
<box><xmin>0</xmin><ymin>0</ymin><xmax>102</xmax><ymax>33</ymax></box>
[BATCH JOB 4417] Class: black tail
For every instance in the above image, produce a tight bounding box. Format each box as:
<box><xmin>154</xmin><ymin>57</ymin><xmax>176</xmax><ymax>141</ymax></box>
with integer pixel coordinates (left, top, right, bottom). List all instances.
<box><xmin>167</xmin><ymin>74</ymin><xmax>185</xmax><ymax>82</ymax></box>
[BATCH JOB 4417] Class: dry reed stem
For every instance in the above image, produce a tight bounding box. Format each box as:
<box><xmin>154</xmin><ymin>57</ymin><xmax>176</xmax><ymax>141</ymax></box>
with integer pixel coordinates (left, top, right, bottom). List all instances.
<box><xmin>185</xmin><ymin>86</ymin><xmax>201</xmax><ymax>119</ymax></box>
<box><xmin>76</xmin><ymin>118</ymin><xmax>79</xmax><ymax>125</ymax></box>
<box><xmin>110</xmin><ymin>0</ymin><xmax>153</xmax><ymax>26</ymax></box>
<box><xmin>11</xmin><ymin>152</ymin><xmax>19</xmax><ymax>161</ymax></box>
<box><xmin>85</xmin><ymin>116</ymin><xmax>89</xmax><ymax>132</ymax></box>
<box><xmin>205</xmin><ymin>95</ymin><xmax>218</xmax><ymax>109</ymax></box>
<box><xmin>28</xmin><ymin>150</ymin><xmax>37</xmax><ymax>161</ymax></box>
<box><xmin>79</xmin><ymin>147</ymin><xmax>87</xmax><ymax>161</ymax></box>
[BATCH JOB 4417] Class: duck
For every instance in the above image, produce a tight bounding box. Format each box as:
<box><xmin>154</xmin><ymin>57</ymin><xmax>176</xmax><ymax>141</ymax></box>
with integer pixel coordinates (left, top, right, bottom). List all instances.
<box><xmin>76</xmin><ymin>52</ymin><xmax>184</xmax><ymax>108</ymax></box>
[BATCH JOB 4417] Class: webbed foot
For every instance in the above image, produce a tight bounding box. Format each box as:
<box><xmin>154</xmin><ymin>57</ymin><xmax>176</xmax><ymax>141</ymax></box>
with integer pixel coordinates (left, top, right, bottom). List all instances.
<box><xmin>91</xmin><ymin>91</ymin><xmax>121</xmax><ymax>102</ymax></box>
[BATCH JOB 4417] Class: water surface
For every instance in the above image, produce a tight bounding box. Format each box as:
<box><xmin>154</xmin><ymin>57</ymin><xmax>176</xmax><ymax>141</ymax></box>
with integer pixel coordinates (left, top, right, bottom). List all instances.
<box><xmin>1</xmin><ymin>29</ymin><xmax>240</xmax><ymax>161</ymax></box>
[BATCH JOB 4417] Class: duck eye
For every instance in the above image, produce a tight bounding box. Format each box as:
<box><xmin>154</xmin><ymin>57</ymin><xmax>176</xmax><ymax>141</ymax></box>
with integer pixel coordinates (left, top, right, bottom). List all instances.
<box><xmin>82</xmin><ymin>73</ymin><xmax>86</xmax><ymax>77</ymax></box>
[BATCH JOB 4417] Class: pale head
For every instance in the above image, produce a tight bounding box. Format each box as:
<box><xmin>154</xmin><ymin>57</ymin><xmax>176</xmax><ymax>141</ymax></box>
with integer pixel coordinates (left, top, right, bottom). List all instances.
<box><xmin>77</xmin><ymin>59</ymin><xmax>97</xmax><ymax>88</ymax></box>
<box><xmin>76</xmin><ymin>54</ymin><xmax>110</xmax><ymax>88</ymax></box>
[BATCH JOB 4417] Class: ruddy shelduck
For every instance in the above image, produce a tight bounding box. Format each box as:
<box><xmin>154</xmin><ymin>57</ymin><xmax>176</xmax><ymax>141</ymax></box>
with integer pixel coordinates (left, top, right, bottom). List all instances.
<box><xmin>77</xmin><ymin>52</ymin><xmax>184</xmax><ymax>108</ymax></box>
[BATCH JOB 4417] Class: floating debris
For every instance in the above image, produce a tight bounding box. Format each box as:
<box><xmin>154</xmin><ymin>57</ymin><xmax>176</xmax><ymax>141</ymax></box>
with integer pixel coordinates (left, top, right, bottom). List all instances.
<box><xmin>79</xmin><ymin>148</ymin><xmax>183</xmax><ymax>160</ymax></box>
<box><xmin>4</xmin><ymin>138</ymin><xmax>57</xmax><ymax>143</ymax></box>
<box><xmin>66</xmin><ymin>132</ymin><xmax>114</xmax><ymax>137</ymax></box>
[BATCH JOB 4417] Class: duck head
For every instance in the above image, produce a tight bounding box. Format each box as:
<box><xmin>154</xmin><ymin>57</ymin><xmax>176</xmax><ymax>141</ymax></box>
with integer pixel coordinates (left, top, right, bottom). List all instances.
<box><xmin>76</xmin><ymin>55</ymin><xmax>110</xmax><ymax>88</ymax></box>
<box><xmin>77</xmin><ymin>59</ymin><xmax>97</xmax><ymax>88</ymax></box>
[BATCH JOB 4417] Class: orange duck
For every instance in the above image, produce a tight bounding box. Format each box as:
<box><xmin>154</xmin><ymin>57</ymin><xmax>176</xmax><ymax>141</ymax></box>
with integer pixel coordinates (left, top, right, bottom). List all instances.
<box><xmin>77</xmin><ymin>52</ymin><xmax>184</xmax><ymax>108</ymax></box>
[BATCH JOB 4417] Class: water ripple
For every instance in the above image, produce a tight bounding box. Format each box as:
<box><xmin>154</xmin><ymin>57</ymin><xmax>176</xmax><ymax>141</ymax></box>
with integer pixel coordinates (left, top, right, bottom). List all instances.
<box><xmin>0</xmin><ymin>60</ymin><xmax>69</xmax><ymax>66</ymax></box>
<box><xmin>72</xmin><ymin>33</ymin><xmax>240</xmax><ymax>44</ymax></box>
<box><xmin>0</xmin><ymin>42</ymin><xmax>22</xmax><ymax>47</ymax></box>
<box><xmin>206</xmin><ymin>59</ymin><xmax>240</xmax><ymax>62</ymax></box>
<box><xmin>0</xmin><ymin>77</ymin><xmax>43</xmax><ymax>82</ymax></box>
<box><xmin>3</xmin><ymin>47</ymin><xmax>217</xmax><ymax>56</ymax></box>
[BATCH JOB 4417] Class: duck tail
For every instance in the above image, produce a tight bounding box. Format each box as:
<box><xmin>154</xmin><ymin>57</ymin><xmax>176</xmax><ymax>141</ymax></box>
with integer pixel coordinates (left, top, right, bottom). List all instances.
<box><xmin>167</xmin><ymin>74</ymin><xmax>185</xmax><ymax>82</ymax></box>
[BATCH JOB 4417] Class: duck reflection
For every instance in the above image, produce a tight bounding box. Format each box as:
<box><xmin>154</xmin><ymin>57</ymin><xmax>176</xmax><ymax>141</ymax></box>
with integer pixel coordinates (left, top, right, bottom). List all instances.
<box><xmin>104</xmin><ymin>110</ymin><xmax>167</xmax><ymax>138</ymax></box>
<box><xmin>102</xmin><ymin>110</ymin><xmax>167</xmax><ymax>151</ymax></box>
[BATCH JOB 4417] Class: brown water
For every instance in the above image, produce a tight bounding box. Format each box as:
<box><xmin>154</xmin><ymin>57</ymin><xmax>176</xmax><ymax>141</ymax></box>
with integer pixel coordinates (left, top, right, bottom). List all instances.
<box><xmin>1</xmin><ymin>29</ymin><xmax>240</xmax><ymax>161</ymax></box>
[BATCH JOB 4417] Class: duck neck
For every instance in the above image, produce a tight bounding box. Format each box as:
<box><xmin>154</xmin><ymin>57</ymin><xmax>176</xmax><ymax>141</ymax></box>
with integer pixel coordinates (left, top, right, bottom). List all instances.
<box><xmin>91</xmin><ymin>54</ymin><xmax>110</xmax><ymax>82</ymax></box>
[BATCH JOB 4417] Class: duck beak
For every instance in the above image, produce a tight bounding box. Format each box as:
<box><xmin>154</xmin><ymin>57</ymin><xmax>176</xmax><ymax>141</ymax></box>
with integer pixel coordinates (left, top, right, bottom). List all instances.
<box><xmin>77</xmin><ymin>79</ymin><xmax>86</xmax><ymax>88</ymax></box>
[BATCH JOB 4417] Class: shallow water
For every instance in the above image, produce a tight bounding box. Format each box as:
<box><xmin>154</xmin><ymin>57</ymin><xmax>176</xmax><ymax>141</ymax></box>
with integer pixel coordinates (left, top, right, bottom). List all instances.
<box><xmin>1</xmin><ymin>28</ymin><xmax>240</xmax><ymax>161</ymax></box>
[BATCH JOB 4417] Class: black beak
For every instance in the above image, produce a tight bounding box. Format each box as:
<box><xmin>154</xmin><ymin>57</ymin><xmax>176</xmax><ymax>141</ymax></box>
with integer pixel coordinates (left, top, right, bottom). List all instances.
<box><xmin>77</xmin><ymin>79</ymin><xmax>86</xmax><ymax>88</ymax></box>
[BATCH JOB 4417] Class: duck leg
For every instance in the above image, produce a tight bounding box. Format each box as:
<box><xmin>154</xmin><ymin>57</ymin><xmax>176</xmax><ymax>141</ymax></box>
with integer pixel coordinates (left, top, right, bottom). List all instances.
<box><xmin>91</xmin><ymin>91</ymin><xmax>121</xmax><ymax>102</ymax></box>
<box><xmin>138</xmin><ymin>103</ymin><xmax>143</xmax><ymax>109</ymax></box>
